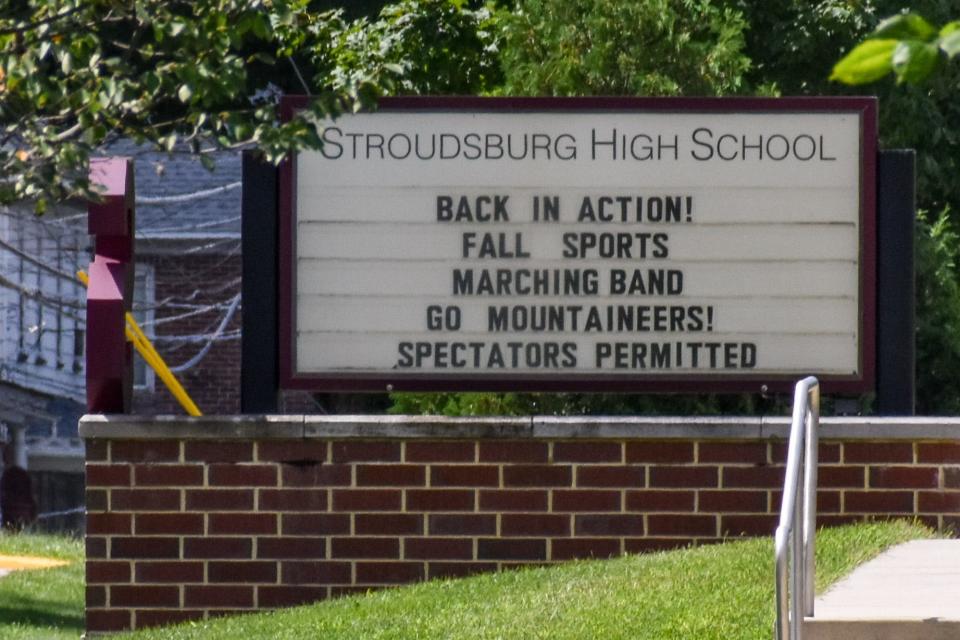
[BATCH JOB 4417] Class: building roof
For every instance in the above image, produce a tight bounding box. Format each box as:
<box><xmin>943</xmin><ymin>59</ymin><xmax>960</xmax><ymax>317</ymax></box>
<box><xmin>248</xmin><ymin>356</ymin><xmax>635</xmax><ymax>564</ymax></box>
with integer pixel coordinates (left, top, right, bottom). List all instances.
<box><xmin>103</xmin><ymin>140</ymin><xmax>242</xmax><ymax>240</ymax></box>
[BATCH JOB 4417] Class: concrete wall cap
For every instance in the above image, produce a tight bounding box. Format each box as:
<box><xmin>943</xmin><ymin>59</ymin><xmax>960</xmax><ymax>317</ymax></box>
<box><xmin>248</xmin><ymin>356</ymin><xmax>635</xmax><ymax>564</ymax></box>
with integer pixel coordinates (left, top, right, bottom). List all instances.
<box><xmin>79</xmin><ymin>414</ymin><xmax>960</xmax><ymax>441</ymax></box>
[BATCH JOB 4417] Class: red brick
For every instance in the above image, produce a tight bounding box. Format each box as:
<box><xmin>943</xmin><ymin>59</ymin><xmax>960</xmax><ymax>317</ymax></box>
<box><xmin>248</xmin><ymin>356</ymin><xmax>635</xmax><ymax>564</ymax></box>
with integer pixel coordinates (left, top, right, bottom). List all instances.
<box><xmin>209</xmin><ymin>513</ymin><xmax>277</xmax><ymax>535</ymax></box>
<box><xmin>479</xmin><ymin>441</ymin><xmax>547</xmax><ymax>463</ymax></box>
<box><xmin>698</xmin><ymin>490</ymin><xmax>767</xmax><ymax>513</ymax></box>
<box><xmin>209</xmin><ymin>561</ymin><xmax>277</xmax><ymax>583</ymax></box>
<box><xmin>650</xmin><ymin>466</ymin><xmax>718</xmax><ymax>488</ymax></box>
<box><xmin>258</xmin><ymin>586</ymin><xmax>328</xmax><ymax>607</ymax></box>
<box><xmin>260</xmin><ymin>489</ymin><xmax>328</xmax><ymax>511</ymax></box>
<box><xmin>87</xmin><ymin>513</ymin><xmax>131</xmax><ymax>535</ymax></box>
<box><xmin>111</xmin><ymin>488</ymin><xmax>180</xmax><ymax>511</ymax></box>
<box><xmin>502</xmin><ymin>514</ymin><xmax>570</xmax><ymax>537</ymax></box>
<box><xmin>136</xmin><ymin>561</ymin><xmax>204</xmax><ymax>583</ymax></box>
<box><xmin>406</xmin><ymin>489</ymin><xmax>475</xmax><ymax>511</ymax></box>
<box><xmin>479</xmin><ymin>490</ymin><xmax>548</xmax><ymax>512</ymax></box>
<box><xmin>552</xmin><ymin>489</ymin><xmax>621</xmax><ymax>511</ymax></box>
<box><xmin>112</xmin><ymin>441</ymin><xmax>180</xmax><ymax>463</ymax></box>
<box><xmin>477</xmin><ymin>539</ymin><xmax>546</xmax><ymax>561</ymax></box>
<box><xmin>86</xmin><ymin>440</ymin><xmax>109</xmax><ymax>462</ymax></box>
<box><xmin>86</xmin><ymin>489</ymin><xmax>108</xmax><ymax>512</ymax></box>
<box><xmin>844</xmin><ymin>442</ymin><xmax>914</xmax><ymax>464</ymax></box>
<box><xmin>209</xmin><ymin>464</ymin><xmax>277</xmax><ymax>487</ymax></box>
<box><xmin>87</xmin><ymin>537</ymin><xmax>107</xmax><ymax>559</ymax></box>
<box><xmin>918</xmin><ymin>443</ymin><xmax>960</xmax><ymax>464</ymax></box>
<box><xmin>625</xmin><ymin>490</ymin><xmax>695</xmax><ymax>512</ymax></box>
<box><xmin>183</xmin><ymin>440</ymin><xmax>253</xmax><ymax>462</ymax></box>
<box><xmin>721</xmin><ymin>466</ymin><xmax>783</xmax><ymax>488</ymax></box>
<box><xmin>355</xmin><ymin>514</ymin><xmax>423</xmax><ymax>536</ymax></box>
<box><xmin>772</xmin><ymin>490</ymin><xmax>842</xmax><ymax>514</ymax></box>
<box><xmin>817</xmin><ymin>514</ymin><xmax>862</xmax><ymax>528</ymax></box>
<box><xmin>184</xmin><ymin>585</ymin><xmax>254</xmax><ymax>608</ymax></box>
<box><xmin>817</xmin><ymin>491</ymin><xmax>842</xmax><ymax>513</ymax></box>
<box><xmin>111</xmin><ymin>537</ymin><xmax>179</xmax><ymax>559</ymax></box>
<box><xmin>404</xmin><ymin>537</ymin><xmax>473</xmax><ymax>560</ymax></box>
<box><xmin>625</xmin><ymin>538</ymin><xmax>696</xmax><ymax>553</ymax></box>
<box><xmin>281</xmin><ymin>561</ymin><xmax>351</xmax><ymax>585</ymax></box>
<box><xmin>771</xmin><ymin>442</ymin><xmax>840</xmax><ymax>464</ymax></box>
<box><xmin>186</xmin><ymin>489</ymin><xmax>254</xmax><ymax>511</ymax></box>
<box><xmin>574</xmin><ymin>514</ymin><xmax>645</xmax><ymax>536</ymax></box>
<box><xmin>431</xmin><ymin>465</ymin><xmax>498</xmax><ymax>487</ymax></box>
<box><xmin>257</xmin><ymin>537</ymin><xmax>327</xmax><ymax>559</ymax></box>
<box><xmin>553</xmin><ymin>442</ymin><xmax>622</xmax><ymax>463</ymax></box>
<box><xmin>356</xmin><ymin>464</ymin><xmax>426</xmax><ymax>486</ymax></box>
<box><xmin>331</xmin><ymin>441</ymin><xmax>401</xmax><ymax>463</ymax></box>
<box><xmin>429</xmin><ymin>514</ymin><xmax>496</xmax><ymax>536</ymax></box>
<box><xmin>721</xmin><ymin>515</ymin><xmax>778</xmax><ymax>536</ymax></box>
<box><xmin>870</xmin><ymin>466</ymin><xmax>939</xmax><ymax>489</ymax></box>
<box><xmin>503</xmin><ymin>465</ymin><xmax>572</xmax><ymax>487</ymax></box>
<box><xmin>405</xmin><ymin>441</ymin><xmax>475</xmax><ymax>463</ymax></box>
<box><xmin>944</xmin><ymin>468</ymin><xmax>960</xmax><ymax>489</ymax></box>
<box><xmin>699</xmin><ymin>442</ymin><xmax>767</xmax><ymax>464</ymax></box>
<box><xmin>332</xmin><ymin>489</ymin><xmax>402</xmax><ymax>511</ymax></box>
<box><xmin>282</xmin><ymin>464</ymin><xmax>351</xmax><ymax>487</ymax></box>
<box><xmin>86</xmin><ymin>610</ymin><xmax>130</xmax><ymax>633</ymax></box>
<box><xmin>87</xmin><ymin>585</ymin><xmax>106</xmax><ymax>607</ymax></box>
<box><xmin>133</xmin><ymin>464</ymin><xmax>203</xmax><ymax>486</ymax></box>
<box><xmin>576</xmin><ymin>465</ymin><xmax>645</xmax><ymax>488</ymax></box>
<box><xmin>331</xmin><ymin>537</ymin><xmax>399</xmax><ymax>559</ymax></box>
<box><xmin>427</xmin><ymin>562</ymin><xmax>497</xmax><ymax>580</ymax></box>
<box><xmin>111</xmin><ymin>585</ymin><xmax>180</xmax><ymax>607</ymax></box>
<box><xmin>355</xmin><ymin>561</ymin><xmax>425</xmax><ymax>584</ymax></box>
<box><xmin>649</xmin><ymin>514</ymin><xmax>716</xmax><ymax>536</ymax></box>
<box><xmin>626</xmin><ymin>442</ymin><xmax>694</xmax><ymax>463</ymax></box>
<box><xmin>86</xmin><ymin>464</ymin><xmax>130</xmax><ymax>487</ymax></box>
<box><xmin>135</xmin><ymin>610</ymin><xmax>205</xmax><ymax>629</ymax></box>
<box><xmin>551</xmin><ymin>538</ymin><xmax>621</xmax><ymax>560</ymax></box>
<box><xmin>819</xmin><ymin>466</ymin><xmax>866</xmax><ymax>488</ymax></box>
<box><xmin>136</xmin><ymin>513</ymin><xmax>203</xmax><ymax>535</ymax></box>
<box><xmin>258</xmin><ymin>440</ymin><xmax>329</xmax><ymax>462</ymax></box>
<box><xmin>183</xmin><ymin>537</ymin><xmax>252</xmax><ymax>559</ymax></box>
<box><xmin>87</xmin><ymin>561</ymin><xmax>131</xmax><ymax>584</ymax></box>
<box><xmin>844</xmin><ymin>491</ymin><xmax>915</xmax><ymax>513</ymax></box>
<box><xmin>919</xmin><ymin>492</ymin><xmax>960</xmax><ymax>513</ymax></box>
<box><xmin>283</xmin><ymin>513</ymin><xmax>352</xmax><ymax>536</ymax></box>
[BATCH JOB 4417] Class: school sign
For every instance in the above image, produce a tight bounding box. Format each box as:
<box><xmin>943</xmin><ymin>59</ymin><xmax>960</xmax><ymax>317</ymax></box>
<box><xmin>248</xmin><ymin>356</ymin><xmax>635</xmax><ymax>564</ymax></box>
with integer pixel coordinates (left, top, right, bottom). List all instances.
<box><xmin>275</xmin><ymin>97</ymin><xmax>877</xmax><ymax>393</ymax></box>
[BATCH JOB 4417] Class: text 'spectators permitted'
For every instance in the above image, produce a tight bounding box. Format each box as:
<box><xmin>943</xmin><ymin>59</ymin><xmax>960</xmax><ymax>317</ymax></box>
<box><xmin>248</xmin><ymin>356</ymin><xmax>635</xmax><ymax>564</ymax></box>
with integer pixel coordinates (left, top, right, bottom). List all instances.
<box><xmin>287</xmin><ymin>100</ymin><xmax>872</xmax><ymax>390</ymax></box>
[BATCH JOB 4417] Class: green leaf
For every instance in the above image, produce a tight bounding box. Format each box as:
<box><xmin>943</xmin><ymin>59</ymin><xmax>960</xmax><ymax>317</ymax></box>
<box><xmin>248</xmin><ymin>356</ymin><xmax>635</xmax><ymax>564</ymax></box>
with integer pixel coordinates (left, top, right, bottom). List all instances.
<box><xmin>941</xmin><ymin>21</ymin><xmax>960</xmax><ymax>37</ymax></box>
<box><xmin>940</xmin><ymin>29</ymin><xmax>960</xmax><ymax>59</ymax></box>
<box><xmin>892</xmin><ymin>40</ymin><xmax>940</xmax><ymax>84</ymax></box>
<box><xmin>830</xmin><ymin>39</ymin><xmax>898</xmax><ymax>84</ymax></box>
<box><xmin>873</xmin><ymin>13</ymin><xmax>937</xmax><ymax>41</ymax></box>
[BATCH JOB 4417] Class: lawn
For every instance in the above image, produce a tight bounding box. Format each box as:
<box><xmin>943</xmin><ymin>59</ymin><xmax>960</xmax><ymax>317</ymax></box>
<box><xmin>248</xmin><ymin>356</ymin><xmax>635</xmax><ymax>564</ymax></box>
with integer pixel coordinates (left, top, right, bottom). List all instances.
<box><xmin>123</xmin><ymin>520</ymin><xmax>932</xmax><ymax>640</ymax></box>
<box><xmin>0</xmin><ymin>521</ymin><xmax>932</xmax><ymax>639</ymax></box>
<box><xmin>0</xmin><ymin>532</ymin><xmax>85</xmax><ymax>640</ymax></box>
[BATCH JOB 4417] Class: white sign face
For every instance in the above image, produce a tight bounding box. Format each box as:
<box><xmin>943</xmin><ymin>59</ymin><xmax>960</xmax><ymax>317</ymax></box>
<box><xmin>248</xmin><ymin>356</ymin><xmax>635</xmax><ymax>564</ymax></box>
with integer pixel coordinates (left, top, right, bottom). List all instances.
<box><xmin>284</xmin><ymin>99</ymin><xmax>874</xmax><ymax>391</ymax></box>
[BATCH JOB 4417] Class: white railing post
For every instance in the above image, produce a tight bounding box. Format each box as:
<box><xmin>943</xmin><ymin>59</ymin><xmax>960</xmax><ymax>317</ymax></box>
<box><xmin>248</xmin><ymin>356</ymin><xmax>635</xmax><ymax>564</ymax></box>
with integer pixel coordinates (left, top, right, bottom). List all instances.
<box><xmin>774</xmin><ymin>376</ymin><xmax>820</xmax><ymax>640</ymax></box>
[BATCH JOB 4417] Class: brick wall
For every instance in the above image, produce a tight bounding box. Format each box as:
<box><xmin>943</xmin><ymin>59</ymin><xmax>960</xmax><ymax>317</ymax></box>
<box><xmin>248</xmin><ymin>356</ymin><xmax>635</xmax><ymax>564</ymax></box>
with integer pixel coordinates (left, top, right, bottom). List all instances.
<box><xmin>80</xmin><ymin>416</ymin><xmax>960</xmax><ymax>634</ymax></box>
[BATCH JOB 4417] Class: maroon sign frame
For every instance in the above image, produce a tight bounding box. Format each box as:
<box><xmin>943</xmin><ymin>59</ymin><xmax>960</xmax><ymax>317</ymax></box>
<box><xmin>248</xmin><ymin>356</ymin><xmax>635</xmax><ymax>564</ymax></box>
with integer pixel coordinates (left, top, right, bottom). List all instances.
<box><xmin>278</xmin><ymin>96</ymin><xmax>877</xmax><ymax>394</ymax></box>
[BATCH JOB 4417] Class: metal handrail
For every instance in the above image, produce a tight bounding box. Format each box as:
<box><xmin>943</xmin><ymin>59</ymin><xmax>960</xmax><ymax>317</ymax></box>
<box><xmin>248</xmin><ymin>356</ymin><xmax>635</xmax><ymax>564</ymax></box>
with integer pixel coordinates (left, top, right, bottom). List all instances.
<box><xmin>774</xmin><ymin>376</ymin><xmax>820</xmax><ymax>640</ymax></box>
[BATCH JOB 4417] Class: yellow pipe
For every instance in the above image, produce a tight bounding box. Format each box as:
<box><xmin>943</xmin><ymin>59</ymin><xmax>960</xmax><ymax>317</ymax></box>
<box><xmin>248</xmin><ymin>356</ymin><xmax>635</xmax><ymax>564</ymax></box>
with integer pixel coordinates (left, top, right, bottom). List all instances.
<box><xmin>77</xmin><ymin>270</ymin><xmax>202</xmax><ymax>416</ymax></box>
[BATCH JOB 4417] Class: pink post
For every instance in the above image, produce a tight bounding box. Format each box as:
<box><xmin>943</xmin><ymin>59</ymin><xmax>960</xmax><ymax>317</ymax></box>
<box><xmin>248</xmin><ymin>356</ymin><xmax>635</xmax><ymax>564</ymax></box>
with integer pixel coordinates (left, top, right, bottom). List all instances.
<box><xmin>86</xmin><ymin>157</ymin><xmax>135</xmax><ymax>413</ymax></box>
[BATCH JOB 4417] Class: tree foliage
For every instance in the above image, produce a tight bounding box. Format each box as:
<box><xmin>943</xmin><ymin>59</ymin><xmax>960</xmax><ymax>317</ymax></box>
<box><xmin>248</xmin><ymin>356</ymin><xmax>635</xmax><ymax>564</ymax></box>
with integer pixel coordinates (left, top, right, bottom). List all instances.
<box><xmin>497</xmin><ymin>0</ymin><xmax>750</xmax><ymax>96</ymax></box>
<box><xmin>0</xmin><ymin>0</ymin><xmax>494</xmax><ymax>212</ymax></box>
<box><xmin>831</xmin><ymin>12</ymin><xmax>960</xmax><ymax>85</ymax></box>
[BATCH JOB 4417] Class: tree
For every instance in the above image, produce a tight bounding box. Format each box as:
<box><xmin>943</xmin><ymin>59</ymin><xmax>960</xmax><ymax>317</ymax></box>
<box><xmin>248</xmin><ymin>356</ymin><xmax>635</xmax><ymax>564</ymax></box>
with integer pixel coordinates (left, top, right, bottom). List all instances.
<box><xmin>0</xmin><ymin>1</ymin><xmax>361</xmax><ymax>211</ymax></box>
<box><xmin>831</xmin><ymin>13</ymin><xmax>960</xmax><ymax>85</ymax></box>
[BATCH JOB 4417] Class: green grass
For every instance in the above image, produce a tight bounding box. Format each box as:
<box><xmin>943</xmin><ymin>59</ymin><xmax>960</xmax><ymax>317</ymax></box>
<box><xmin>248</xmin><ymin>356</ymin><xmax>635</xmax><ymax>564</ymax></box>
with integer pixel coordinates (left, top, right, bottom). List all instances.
<box><xmin>123</xmin><ymin>520</ymin><xmax>931</xmax><ymax>640</ymax></box>
<box><xmin>0</xmin><ymin>532</ymin><xmax>85</xmax><ymax>640</ymax></box>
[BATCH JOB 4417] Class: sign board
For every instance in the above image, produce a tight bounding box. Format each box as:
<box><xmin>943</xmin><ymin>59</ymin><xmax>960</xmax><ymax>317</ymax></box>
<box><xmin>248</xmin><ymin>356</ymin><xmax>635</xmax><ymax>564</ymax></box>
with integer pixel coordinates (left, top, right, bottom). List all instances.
<box><xmin>279</xmin><ymin>97</ymin><xmax>876</xmax><ymax>392</ymax></box>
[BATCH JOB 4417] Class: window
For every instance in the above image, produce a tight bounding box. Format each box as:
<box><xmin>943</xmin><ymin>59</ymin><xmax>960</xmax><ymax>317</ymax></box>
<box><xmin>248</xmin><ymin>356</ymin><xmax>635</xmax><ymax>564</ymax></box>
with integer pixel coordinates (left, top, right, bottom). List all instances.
<box><xmin>132</xmin><ymin>265</ymin><xmax>155</xmax><ymax>390</ymax></box>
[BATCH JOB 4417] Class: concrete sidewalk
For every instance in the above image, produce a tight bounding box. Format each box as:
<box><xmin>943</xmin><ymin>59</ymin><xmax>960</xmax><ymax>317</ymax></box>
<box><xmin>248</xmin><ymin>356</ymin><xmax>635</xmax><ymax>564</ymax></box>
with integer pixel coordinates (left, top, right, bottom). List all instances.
<box><xmin>805</xmin><ymin>539</ymin><xmax>960</xmax><ymax>640</ymax></box>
